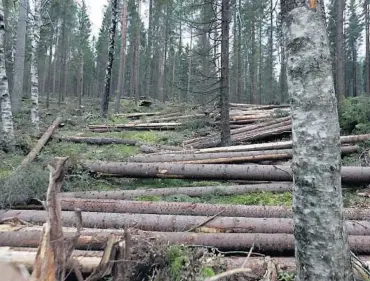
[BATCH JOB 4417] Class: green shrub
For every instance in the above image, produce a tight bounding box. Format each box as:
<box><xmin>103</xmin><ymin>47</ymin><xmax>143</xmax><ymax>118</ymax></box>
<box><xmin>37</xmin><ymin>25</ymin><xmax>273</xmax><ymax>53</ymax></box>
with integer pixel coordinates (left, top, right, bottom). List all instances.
<box><xmin>339</xmin><ymin>97</ymin><xmax>370</xmax><ymax>134</ymax></box>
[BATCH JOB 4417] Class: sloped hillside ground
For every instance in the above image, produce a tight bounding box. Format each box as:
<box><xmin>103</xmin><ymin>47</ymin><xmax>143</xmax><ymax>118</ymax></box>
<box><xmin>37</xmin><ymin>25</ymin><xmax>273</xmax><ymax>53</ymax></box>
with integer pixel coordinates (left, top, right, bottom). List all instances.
<box><xmin>1</xmin><ymin>96</ymin><xmax>370</xmax><ymax>281</ymax></box>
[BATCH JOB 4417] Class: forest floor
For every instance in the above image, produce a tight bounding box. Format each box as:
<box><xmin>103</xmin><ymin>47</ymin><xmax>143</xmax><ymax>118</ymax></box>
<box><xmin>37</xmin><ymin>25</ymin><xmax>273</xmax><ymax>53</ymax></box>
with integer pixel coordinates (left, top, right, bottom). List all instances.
<box><xmin>1</xmin><ymin>97</ymin><xmax>369</xmax><ymax>209</ymax></box>
<box><xmin>1</xmin><ymin>97</ymin><xmax>370</xmax><ymax>281</ymax></box>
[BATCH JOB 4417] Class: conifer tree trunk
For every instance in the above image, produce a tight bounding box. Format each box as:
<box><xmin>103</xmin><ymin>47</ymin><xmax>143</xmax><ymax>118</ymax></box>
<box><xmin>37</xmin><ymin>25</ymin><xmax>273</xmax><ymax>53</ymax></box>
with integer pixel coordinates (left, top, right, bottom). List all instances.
<box><xmin>145</xmin><ymin>0</ymin><xmax>153</xmax><ymax>99</ymax></box>
<box><xmin>268</xmin><ymin>0</ymin><xmax>273</xmax><ymax>102</ymax></box>
<box><xmin>220</xmin><ymin>0</ymin><xmax>231</xmax><ymax>146</ymax></box>
<box><xmin>250</xmin><ymin>16</ymin><xmax>257</xmax><ymax>104</ymax></box>
<box><xmin>186</xmin><ymin>27</ymin><xmax>193</xmax><ymax>103</ymax></box>
<box><xmin>46</xmin><ymin>36</ymin><xmax>53</xmax><ymax>109</ymax></box>
<box><xmin>132</xmin><ymin>0</ymin><xmax>141</xmax><ymax>104</ymax></box>
<box><xmin>12</xmin><ymin>0</ymin><xmax>27</xmax><ymax>113</ymax></box>
<box><xmin>101</xmin><ymin>0</ymin><xmax>118</xmax><ymax>118</ymax></box>
<box><xmin>336</xmin><ymin>0</ymin><xmax>345</xmax><ymax>103</ymax></box>
<box><xmin>281</xmin><ymin>1</ymin><xmax>353</xmax><ymax>280</ymax></box>
<box><xmin>30</xmin><ymin>0</ymin><xmax>42</xmax><ymax>133</ymax></box>
<box><xmin>114</xmin><ymin>0</ymin><xmax>128</xmax><ymax>113</ymax></box>
<box><xmin>0</xmin><ymin>1</ymin><xmax>14</xmax><ymax>144</ymax></box>
<box><xmin>365</xmin><ymin>0</ymin><xmax>370</xmax><ymax>95</ymax></box>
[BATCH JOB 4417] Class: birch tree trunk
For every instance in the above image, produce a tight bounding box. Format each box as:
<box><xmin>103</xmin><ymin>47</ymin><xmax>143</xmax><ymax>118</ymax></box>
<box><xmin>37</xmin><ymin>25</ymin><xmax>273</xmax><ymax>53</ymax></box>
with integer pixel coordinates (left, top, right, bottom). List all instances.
<box><xmin>12</xmin><ymin>0</ymin><xmax>27</xmax><ymax>113</ymax></box>
<box><xmin>30</xmin><ymin>0</ymin><xmax>42</xmax><ymax>133</ymax></box>
<box><xmin>186</xmin><ymin>27</ymin><xmax>192</xmax><ymax>103</ymax></box>
<box><xmin>114</xmin><ymin>0</ymin><xmax>128</xmax><ymax>113</ymax></box>
<box><xmin>101</xmin><ymin>0</ymin><xmax>118</xmax><ymax>118</ymax></box>
<box><xmin>145</xmin><ymin>0</ymin><xmax>153</xmax><ymax>99</ymax></box>
<box><xmin>281</xmin><ymin>1</ymin><xmax>353</xmax><ymax>280</ymax></box>
<box><xmin>0</xmin><ymin>0</ymin><xmax>14</xmax><ymax>145</ymax></box>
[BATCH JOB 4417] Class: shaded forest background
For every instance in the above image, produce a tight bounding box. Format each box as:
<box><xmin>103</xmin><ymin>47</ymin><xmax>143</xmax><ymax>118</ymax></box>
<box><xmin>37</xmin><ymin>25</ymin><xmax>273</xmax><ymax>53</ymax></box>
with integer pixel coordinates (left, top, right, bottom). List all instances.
<box><xmin>3</xmin><ymin>0</ymin><xmax>370</xmax><ymax>113</ymax></box>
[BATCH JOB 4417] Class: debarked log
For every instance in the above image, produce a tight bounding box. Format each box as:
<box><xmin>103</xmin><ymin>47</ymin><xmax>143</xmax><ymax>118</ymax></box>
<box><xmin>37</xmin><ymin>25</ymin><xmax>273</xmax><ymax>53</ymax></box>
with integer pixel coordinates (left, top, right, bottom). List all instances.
<box><xmin>2</xmin><ymin>210</ymin><xmax>370</xmax><ymax>235</ymax></box>
<box><xmin>58</xmin><ymin>199</ymin><xmax>370</xmax><ymax>221</ymax></box>
<box><xmin>191</xmin><ymin>133</ymin><xmax>370</xmax><ymax>154</ymax></box>
<box><xmin>128</xmin><ymin>146</ymin><xmax>358</xmax><ymax>163</ymax></box>
<box><xmin>60</xmin><ymin>182</ymin><xmax>294</xmax><ymax>200</ymax></box>
<box><xmin>0</xmin><ymin>247</ymin><xmax>102</xmax><ymax>273</ymax></box>
<box><xmin>81</xmin><ymin>161</ymin><xmax>370</xmax><ymax>183</ymax></box>
<box><xmin>0</xmin><ymin>229</ymin><xmax>370</xmax><ymax>253</ymax></box>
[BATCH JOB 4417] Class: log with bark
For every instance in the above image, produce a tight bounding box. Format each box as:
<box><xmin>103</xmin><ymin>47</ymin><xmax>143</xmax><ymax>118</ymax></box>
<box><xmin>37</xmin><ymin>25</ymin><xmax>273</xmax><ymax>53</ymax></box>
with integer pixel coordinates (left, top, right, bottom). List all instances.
<box><xmin>53</xmin><ymin>135</ymin><xmax>182</xmax><ymax>152</ymax></box>
<box><xmin>88</xmin><ymin>122</ymin><xmax>181</xmax><ymax>132</ymax></box>
<box><xmin>58</xmin><ymin>199</ymin><xmax>370</xmax><ymax>221</ymax></box>
<box><xmin>129</xmin><ymin>146</ymin><xmax>358</xmax><ymax>164</ymax></box>
<box><xmin>1</xmin><ymin>228</ymin><xmax>370</xmax><ymax>253</ymax></box>
<box><xmin>2</xmin><ymin>209</ymin><xmax>370</xmax><ymax>235</ymax></box>
<box><xmin>81</xmin><ymin>161</ymin><xmax>370</xmax><ymax>183</ymax></box>
<box><xmin>20</xmin><ymin>117</ymin><xmax>62</xmax><ymax>167</ymax></box>
<box><xmin>60</xmin><ymin>182</ymin><xmax>293</xmax><ymax>200</ymax></box>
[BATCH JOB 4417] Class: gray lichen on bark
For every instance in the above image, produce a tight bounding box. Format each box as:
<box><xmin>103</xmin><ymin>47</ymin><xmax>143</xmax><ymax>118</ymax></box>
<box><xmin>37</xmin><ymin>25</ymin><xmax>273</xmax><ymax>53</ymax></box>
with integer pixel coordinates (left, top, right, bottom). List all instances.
<box><xmin>282</xmin><ymin>1</ymin><xmax>354</xmax><ymax>281</ymax></box>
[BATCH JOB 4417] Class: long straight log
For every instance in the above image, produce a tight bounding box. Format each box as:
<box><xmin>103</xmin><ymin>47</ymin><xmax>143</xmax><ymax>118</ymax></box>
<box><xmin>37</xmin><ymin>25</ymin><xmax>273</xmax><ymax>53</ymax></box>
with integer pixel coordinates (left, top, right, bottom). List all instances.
<box><xmin>129</xmin><ymin>146</ymin><xmax>358</xmax><ymax>163</ymax></box>
<box><xmin>2</xmin><ymin>209</ymin><xmax>370</xmax><ymax>236</ymax></box>
<box><xmin>191</xmin><ymin>133</ymin><xmax>370</xmax><ymax>154</ymax></box>
<box><xmin>60</xmin><ymin>182</ymin><xmax>293</xmax><ymax>200</ymax></box>
<box><xmin>0</xmin><ymin>247</ymin><xmax>102</xmax><ymax>273</ymax></box>
<box><xmin>232</xmin><ymin>120</ymin><xmax>292</xmax><ymax>142</ymax></box>
<box><xmin>58</xmin><ymin>199</ymin><xmax>370</xmax><ymax>221</ymax></box>
<box><xmin>0</xmin><ymin>227</ymin><xmax>369</xmax><ymax>253</ymax></box>
<box><xmin>88</xmin><ymin>122</ymin><xmax>182</xmax><ymax>132</ymax></box>
<box><xmin>82</xmin><ymin>161</ymin><xmax>370</xmax><ymax>183</ymax></box>
<box><xmin>230</xmin><ymin>116</ymin><xmax>291</xmax><ymax>135</ymax></box>
<box><xmin>20</xmin><ymin>117</ymin><xmax>62</xmax><ymax>167</ymax></box>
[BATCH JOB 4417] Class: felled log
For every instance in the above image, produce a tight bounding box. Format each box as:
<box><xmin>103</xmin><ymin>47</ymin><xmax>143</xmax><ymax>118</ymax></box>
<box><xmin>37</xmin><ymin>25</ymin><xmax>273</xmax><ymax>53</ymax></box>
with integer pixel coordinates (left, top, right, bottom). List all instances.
<box><xmin>88</xmin><ymin>122</ymin><xmax>182</xmax><ymax>132</ymax></box>
<box><xmin>21</xmin><ymin>117</ymin><xmax>62</xmax><ymax>167</ymax></box>
<box><xmin>0</xmin><ymin>247</ymin><xmax>102</xmax><ymax>273</ymax></box>
<box><xmin>53</xmin><ymin>136</ymin><xmax>182</xmax><ymax>152</ymax></box>
<box><xmin>148</xmin><ymin>114</ymin><xmax>206</xmax><ymax>123</ymax></box>
<box><xmin>81</xmin><ymin>161</ymin><xmax>370</xmax><ymax>183</ymax></box>
<box><xmin>58</xmin><ymin>199</ymin><xmax>370</xmax><ymax>221</ymax></box>
<box><xmin>128</xmin><ymin>146</ymin><xmax>358</xmax><ymax>163</ymax></box>
<box><xmin>0</xmin><ymin>228</ymin><xmax>370</xmax><ymax>253</ymax></box>
<box><xmin>2</xmin><ymin>210</ymin><xmax>370</xmax><ymax>235</ymax></box>
<box><xmin>230</xmin><ymin>116</ymin><xmax>291</xmax><ymax>135</ymax></box>
<box><xmin>113</xmin><ymin>112</ymin><xmax>162</xmax><ymax>118</ymax></box>
<box><xmin>192</xmin><ymin>133</ymin><xmax>370</xmax><ymax>154</ymax></box>
<box><xmin>60</xmin><ymin>182</ymin><xmax>293</xmax><ymax>200</ymax></box>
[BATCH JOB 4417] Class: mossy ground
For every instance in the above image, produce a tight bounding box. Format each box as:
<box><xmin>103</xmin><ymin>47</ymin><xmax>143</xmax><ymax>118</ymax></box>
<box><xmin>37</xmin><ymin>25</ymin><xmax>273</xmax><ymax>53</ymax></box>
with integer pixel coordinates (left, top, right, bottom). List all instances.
<box><xmin>1</xmin><ymin>98</ymin><xmax>370</xmax><ymax>208</ymax></box>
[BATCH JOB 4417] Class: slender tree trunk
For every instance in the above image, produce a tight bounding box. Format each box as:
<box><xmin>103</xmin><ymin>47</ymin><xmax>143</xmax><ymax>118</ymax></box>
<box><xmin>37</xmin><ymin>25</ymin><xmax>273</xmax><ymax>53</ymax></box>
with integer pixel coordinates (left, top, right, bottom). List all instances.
<box><xmin>46</xmin><ymin>37</ymin><xmax>53</xmax><ymax>109</ymax></box>
<box><xmin>365</xmin><ymin>0</ymin><xmax>370</xmax><ymax>95</ymax></box>
<box><xmin>0</xmin><ymin>1</ymin><xmax>14</xmax><ymax>145</ymax></box>
<box><xmin>145</xmin><ymin>0</ymin><xmax>153</xmax><ymax>99</ymax></box>
<box><xmin>77</xmin><ymin>51</ymin><xmax>84</xmax><ymax>108</ymax></box>
<box><xmin>12</xmin><ymin>0</ymin><xmax>27</xmax><ymax>113</ymax></box>
<box><xmin>269</xmin><ymin>0</ymin><xmax>274</xmax><ymax>102</ymax></box>
<box><xmin>232</xmin><ymin>0</ymin><xmax>238</xmax><ymax>103</ymax></box>
<box><xmin>171</xmin><ymin>48</ymin><xmax>176</xmax><ymax>102</ymax></box>
<box><xmin>114</xmin><ymin>0</ymin><xmax>128</xmax><ymax>113</ymax></box>
<box><xmin>52</xmin><ymin>23</ymin><xmax>59</xmax><ymax>103</ymax></box>
<box><xmin>157</xmin><ymin>15</ymin><xmax>165</xmax><ymax>103</ymax></box>
<box><xmin>30</xmin><ymin>0</ymin><xmax>42</xmax><ymax>134</ymax></box>
<box><xmin>336</xmin><ymin>0</ymin><xmax>345</xmax><ymax>103</ymax></box>
<box><xmin>3</xmin><ymin>0</ymin><xmax>12</xmax><ymax>97</ymax></box>
<box><xmin>281</xmin><ymin>1</ymin><xmax>353</xmax><ymax>281</ymax></box>
<box><xmin>352</xmin><ymin>45</ymin><xmax>357</xmax><ymax>97</ymax></box>
<box><xmin>258</xmin><ymin>17</ymin><xmax>262</xmax><ymax>104</ymax></box>
<box><xmin>186</xmin><ymin>28</ymin><xmax>193</xmax><ymax>103</ymax></box>
<box><xmin>132</xmin><ymin>0</ymin><xmax>141</xmax><ymax>104</ymax></box>
<box><xmin>220</xmin><ymin>0</ymin><xmax>231</xmax><ymax>146</ymax></box>
<box><xmin>250</xmin><ymin>16</ymin><xmax>257</xmax><ymax>104</ymax></box>
<box><xmin>101</xmin><ymin>0</ymin><xmax>119</xmax><ymax>118</ymax></box>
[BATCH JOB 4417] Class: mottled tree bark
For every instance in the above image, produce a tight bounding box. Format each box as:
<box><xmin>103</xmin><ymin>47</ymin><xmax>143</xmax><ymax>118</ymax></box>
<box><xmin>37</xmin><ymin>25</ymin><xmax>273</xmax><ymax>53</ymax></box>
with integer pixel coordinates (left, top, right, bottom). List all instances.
<box><xmin>132</xmin><ymin>0</ymin><xmax>141</xmax><ymax>104</ymax></box>
<box><xmin>0</xmin><ymin>1</ymin><xmax>14</xmax><ymax>145</ymax></box>
<box><xmin>114</xmin><ymin>0</ymin><xmax>128</xmax><ymax>113</ymax></box>
<box><xmin>30</xmin><ymin>0</ymin><xmax>42</xmax><ymax>133</ymax></box>
<box><xmin>101</xmin><ymin>0</ymin><xmax>118</xmax><ymax>118</ymax></box>
<box><xmin>220</xmin><ymin>0</ymin><xmax>231</xmax><ymax>146</ymax></box>
<box><xmin>186</xmin><ymin>28</ymin><xmax>193</xmax><ymax>103</ymax></box>
<box><xmin>365</xmin><ymin>0</ymin><xmax>370</xmax><ymax>95</ymax></box>
<box><xmin>12</xmin><ymin>0</ymin><xmax>27</xmax><ymax>113</ymax></box>
<box><xmin>281</xmin><ymin>1</ymin><xmax>353</xmax><ymax>281</ymax></box>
